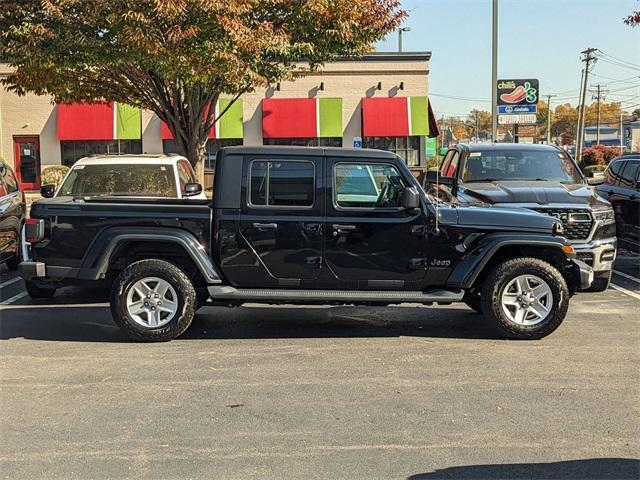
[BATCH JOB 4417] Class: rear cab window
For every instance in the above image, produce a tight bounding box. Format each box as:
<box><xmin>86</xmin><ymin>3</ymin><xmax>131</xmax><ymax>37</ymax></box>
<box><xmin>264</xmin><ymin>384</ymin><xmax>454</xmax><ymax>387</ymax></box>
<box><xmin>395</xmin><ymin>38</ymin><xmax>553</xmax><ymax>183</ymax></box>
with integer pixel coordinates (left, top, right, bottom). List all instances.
<box><xmin>249</xmin><ymin>160</ymin><xmax>315</xmax><ymax>207</ymax></box>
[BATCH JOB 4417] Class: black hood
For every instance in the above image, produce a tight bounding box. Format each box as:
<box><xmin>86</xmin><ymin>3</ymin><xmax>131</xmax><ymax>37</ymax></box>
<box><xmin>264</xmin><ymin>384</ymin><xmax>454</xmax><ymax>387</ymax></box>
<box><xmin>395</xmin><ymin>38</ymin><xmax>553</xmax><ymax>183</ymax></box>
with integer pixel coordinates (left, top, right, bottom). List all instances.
<box><xmin>438</xmin><ymin>205</ymin><xmax>558</xmax><ymax>234</ymax></box>
<box><xmin>457</xmin><ymin>180</ymin><xmax>605</xmax><ymax>208</ymax></box>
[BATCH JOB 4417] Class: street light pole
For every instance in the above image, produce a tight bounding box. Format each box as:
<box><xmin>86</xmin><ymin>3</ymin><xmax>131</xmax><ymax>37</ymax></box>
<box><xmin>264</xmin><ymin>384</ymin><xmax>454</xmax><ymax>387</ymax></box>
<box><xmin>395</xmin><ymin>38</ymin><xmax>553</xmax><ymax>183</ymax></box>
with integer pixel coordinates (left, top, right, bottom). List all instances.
<box><xmin>491</xmin><ymin>0</ymin><xmax>498</xmax><ymax>143</ymax></box>
<box><xmin>398</xmin><ymin>27</ymin><xmax>411</xmax><ymax>52</ymax></box>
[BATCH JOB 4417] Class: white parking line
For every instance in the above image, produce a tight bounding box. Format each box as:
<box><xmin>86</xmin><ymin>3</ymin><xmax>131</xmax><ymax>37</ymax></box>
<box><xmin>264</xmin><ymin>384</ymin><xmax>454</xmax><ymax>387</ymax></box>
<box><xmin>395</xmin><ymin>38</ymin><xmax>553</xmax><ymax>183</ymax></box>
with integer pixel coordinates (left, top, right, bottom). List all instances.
<box><xmin>0</xmin><ymin>291</ymin><xmax>28</xmax><ymax>305</ymax></box>
<box><xmin>0</xmin><ymin>277</ymin><xmax>22</xmax><ymax>289</ymax></box>
<box><xmin>613</xmin><ymin>270</ymin><xmax>640</xmax><ymax>284</ymax></box>
<box><xmin>609</xmin><ymin>283</ymin><xmax>640</xmax><ymax>301</ymax></box>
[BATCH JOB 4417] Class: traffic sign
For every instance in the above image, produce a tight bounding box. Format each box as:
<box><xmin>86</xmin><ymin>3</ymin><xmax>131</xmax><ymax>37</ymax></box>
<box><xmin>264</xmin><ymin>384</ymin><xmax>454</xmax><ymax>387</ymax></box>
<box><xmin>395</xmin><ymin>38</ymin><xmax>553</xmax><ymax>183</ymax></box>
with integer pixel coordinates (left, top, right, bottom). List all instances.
<box><xmin>498</xmin><ymin>105</ymin><xmax>537</xmax><ymax>114</ymax></box>
<box><xmin>352</xmin><ymin>136</ymin><xmax>363</xmax><ymax>148</ymax></box>
<box><xmin>498</xmin><ymin>113</ymin><xmax>537</xmax><ymax>125</ymax></box>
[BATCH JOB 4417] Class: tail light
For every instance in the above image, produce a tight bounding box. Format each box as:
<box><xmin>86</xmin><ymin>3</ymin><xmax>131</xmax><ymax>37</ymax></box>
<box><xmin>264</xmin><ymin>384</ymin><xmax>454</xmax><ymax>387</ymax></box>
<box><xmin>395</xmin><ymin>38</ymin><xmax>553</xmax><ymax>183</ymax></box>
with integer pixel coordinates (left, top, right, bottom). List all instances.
<box><xmin>25</xmin><ymin>218</ymin><xmax>45</xmax><ymax>243</ymax></box>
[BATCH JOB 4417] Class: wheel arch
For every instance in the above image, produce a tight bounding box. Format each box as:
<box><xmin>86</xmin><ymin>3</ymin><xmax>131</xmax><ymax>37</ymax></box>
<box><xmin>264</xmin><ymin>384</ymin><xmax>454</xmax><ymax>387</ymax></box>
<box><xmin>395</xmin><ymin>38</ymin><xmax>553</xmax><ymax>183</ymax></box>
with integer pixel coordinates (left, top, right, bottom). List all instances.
<box><xmin>78</xmin><ymin>227</ymin><xmax>222</xmax><ymax>285</ymax></box>
<box><xmin>447</xmin><ymin>234</ymin><xmax>576</xmax><ymax>292</ymax></box>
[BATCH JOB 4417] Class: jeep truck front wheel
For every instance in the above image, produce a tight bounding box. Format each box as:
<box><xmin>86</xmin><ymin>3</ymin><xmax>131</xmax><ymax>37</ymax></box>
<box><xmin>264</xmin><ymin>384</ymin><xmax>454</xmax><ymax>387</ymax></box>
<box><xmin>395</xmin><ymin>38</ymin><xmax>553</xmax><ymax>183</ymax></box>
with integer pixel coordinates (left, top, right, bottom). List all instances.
<box><xmin>110</xmin><ymin>259</ymin><xmax>196</xmax><ymax>342</ymax></box>
<box><xmin>481</xmin><ymin>258</ymin><xmax>569</xmax><ymax>340</ymax></box>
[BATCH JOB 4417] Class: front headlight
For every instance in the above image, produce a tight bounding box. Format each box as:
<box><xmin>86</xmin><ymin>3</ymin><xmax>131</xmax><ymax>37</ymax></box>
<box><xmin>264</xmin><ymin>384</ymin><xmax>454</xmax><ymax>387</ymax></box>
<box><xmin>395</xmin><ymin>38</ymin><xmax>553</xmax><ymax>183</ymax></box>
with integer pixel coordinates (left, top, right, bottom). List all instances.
<box><xmin>592</xmin><ymin>208</ymin><xmax>615</xmax><ymax>224</ymax></box>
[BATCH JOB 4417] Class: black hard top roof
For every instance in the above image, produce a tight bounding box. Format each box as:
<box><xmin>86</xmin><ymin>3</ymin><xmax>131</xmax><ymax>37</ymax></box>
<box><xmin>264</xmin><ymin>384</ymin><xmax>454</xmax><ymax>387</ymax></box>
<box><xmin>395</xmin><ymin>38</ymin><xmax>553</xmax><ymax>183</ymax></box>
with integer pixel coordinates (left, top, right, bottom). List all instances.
<box><xmin>219</xmin><ymin>146</ymin><xmax>398</xmax><ymax>159</ymax></box>
<box><xmin>458</xmin><ymin>143</ymin><xmax>562</xmax><ymax>152</ymax></box>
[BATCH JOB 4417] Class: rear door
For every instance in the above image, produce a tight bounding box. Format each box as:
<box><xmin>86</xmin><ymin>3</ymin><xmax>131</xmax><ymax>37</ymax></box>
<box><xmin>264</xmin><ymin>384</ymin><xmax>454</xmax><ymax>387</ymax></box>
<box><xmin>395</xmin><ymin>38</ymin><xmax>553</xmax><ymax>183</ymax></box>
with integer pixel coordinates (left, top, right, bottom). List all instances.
<box><xmin>324</xmin><ymin>157</ymin><xmax>427</xmax><ymax>290</ymax></box>
<box><xmin>238</xmin><ymin>155</ymin><xmax>323</xmax><ymax>285</ymax></box>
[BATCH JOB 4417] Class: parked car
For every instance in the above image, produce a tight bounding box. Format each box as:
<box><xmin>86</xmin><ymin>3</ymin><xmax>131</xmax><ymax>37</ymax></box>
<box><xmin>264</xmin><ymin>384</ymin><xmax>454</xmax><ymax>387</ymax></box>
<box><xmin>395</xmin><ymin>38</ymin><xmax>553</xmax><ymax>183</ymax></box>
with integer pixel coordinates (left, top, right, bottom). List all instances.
<box><xmin>41</xmin><ymin>154</ymin><xmax>206</xmax><ymax>200</ymax></box>
<box><xmin>20</xmin><ymin>147</ymin><xmax>593</xmax><ymax>342</ymax></box>
<box><xmin>423</xmin><ymin>144</ymin><xmax>617</xmax><ymax>292</ymax></box>
<box><xmin>0</xmin><ymin>162</ymin><xmax>26</xmax><ymax>271</ymax></box>
<box><xmin>596</xmin><ymin>155</ymin><xmax>640</xmax><ymax>252</ymax></box>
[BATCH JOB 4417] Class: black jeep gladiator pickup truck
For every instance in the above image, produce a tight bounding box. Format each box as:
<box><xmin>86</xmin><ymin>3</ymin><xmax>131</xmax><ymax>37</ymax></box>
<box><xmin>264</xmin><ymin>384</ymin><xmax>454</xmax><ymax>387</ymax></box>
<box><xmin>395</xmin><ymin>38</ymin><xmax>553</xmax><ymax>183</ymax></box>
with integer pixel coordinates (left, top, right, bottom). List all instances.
<box><xmin>20</xmin><ymin>147</ymin><xmax>593</xmax><ymax>342</ymax></box>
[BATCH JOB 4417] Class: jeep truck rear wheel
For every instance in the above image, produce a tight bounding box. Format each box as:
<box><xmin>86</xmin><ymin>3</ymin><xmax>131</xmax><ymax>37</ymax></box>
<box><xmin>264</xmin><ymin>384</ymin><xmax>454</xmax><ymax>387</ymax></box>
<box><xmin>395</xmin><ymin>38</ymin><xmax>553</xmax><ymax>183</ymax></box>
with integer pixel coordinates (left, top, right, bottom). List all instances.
<box><xmin>481</xmin><ymin>257</ymin><xmax>569</xmax><ymax>340</ymax></box>
<box><xmin>110</xmin><ymin>259</ymin><xmax>196</xmax><ymax>342</ymax></box>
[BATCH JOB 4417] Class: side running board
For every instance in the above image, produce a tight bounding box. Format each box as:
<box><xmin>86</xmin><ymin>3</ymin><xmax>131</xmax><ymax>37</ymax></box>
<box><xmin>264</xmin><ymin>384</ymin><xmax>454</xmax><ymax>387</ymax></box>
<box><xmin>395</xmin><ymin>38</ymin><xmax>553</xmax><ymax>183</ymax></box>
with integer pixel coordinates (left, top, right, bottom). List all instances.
<box><xmin>207</xmin><ymin>286</ymin><xmax>464</xmax><ymax>304</ymax></box>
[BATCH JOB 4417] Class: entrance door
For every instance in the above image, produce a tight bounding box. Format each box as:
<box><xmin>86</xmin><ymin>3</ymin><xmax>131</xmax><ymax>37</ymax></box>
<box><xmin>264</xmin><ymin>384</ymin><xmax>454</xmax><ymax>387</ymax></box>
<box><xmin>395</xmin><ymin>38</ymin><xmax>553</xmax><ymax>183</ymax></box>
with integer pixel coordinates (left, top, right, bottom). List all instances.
<box><xmin>324</xmin><ymin>158</ymin><xmax>427</xmax><ymax>290</ymax></box>
<box><xmin>13</xmin><ymin>136</ymin><xmax>41</xmax><ymax>190</ymax></box>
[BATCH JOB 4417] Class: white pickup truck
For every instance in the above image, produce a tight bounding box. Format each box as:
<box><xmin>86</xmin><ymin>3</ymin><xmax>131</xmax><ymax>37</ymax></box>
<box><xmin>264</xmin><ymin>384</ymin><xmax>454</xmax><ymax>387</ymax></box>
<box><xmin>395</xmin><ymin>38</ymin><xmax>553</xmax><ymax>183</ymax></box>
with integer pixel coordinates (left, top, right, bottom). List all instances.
<box><xmin>42</xmin><ymin>154</ymin><xmax>206</xmax><ymax>200</ymax></box>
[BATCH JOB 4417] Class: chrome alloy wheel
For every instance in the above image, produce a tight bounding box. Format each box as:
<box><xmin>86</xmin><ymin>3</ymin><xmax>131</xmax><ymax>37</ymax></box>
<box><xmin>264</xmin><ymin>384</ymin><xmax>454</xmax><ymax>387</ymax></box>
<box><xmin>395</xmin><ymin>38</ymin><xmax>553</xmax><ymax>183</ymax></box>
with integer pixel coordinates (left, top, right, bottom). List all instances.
<box><xmin>501</xmin><ymin>274</ymin><xmax>553</xmax><ymax>326</ymax></box>
<box><xmin>126</xmin><ymin>277</ymin><xmax>178</xmax><ymax>328</ymax></box>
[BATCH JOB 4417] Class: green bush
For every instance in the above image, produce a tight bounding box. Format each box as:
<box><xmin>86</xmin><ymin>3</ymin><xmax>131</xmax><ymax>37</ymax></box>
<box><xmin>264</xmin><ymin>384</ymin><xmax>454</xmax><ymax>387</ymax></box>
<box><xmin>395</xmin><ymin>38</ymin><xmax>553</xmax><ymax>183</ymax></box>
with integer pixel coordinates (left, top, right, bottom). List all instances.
<box><xmin>41</xmin><ymin>165</ymin><xmax>70</xmax><ymax>188</ymax></box>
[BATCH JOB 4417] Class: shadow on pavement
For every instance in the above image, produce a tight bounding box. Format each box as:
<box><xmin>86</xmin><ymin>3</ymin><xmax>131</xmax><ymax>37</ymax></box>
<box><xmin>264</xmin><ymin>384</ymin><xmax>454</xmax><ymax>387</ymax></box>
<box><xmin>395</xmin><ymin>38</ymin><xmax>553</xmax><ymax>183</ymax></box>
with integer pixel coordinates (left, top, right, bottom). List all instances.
<box><xmin>408</xmin><ymin>458</ymin><xmax>640</xmax><ymax>480</ymax></box>
<box><xmin>0</xmin><ymin>302</ymin><xmax>503</xmax><ymax>342</ymax></box>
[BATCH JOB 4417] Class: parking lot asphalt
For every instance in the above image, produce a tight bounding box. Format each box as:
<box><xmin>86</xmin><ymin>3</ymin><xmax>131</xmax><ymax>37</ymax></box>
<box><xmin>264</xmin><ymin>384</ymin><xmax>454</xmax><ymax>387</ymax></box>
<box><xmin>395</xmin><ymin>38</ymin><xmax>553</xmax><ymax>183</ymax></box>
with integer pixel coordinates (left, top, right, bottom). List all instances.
<box><xmin>1</xmin><ymin>255</ymin><xmax>639</xmax><ymax>479</ymax></box>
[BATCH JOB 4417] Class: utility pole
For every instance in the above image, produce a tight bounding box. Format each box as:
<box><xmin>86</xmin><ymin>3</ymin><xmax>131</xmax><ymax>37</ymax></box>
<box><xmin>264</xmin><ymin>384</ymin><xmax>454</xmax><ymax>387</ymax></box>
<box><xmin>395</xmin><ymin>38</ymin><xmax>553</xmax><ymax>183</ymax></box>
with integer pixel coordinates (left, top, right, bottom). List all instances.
<box><xmin>491</xmin><ymin>0</ymin><xmax>498</xmax><ymax>143</ymax></box>
<box><xmin>595</xmin><ymin>84</ymin><xmax>602</xmax><ymax>145</ymax></box>
<box><xmin>398</xmin><ymin>27</ymin><xmax>411</xmax><ymax>52</ymax></box>
<box><xmin>546</xmin><ymin>94</ymin><xmax>554</xmax><ymax>144</ymax></box>
<box><xmin>576</xmin><ymin>48</ymin><xmax>597</xmax><ymax>161</ymax></box>
<box><xmin>620</xmin><ymin>110</ymin><xmax>624</xmax><ymax>150</ymax></box>
<box><xmin>475</xmin><ymin>110</ymin><xmax>479</xmax><ymax>141</ymax></box>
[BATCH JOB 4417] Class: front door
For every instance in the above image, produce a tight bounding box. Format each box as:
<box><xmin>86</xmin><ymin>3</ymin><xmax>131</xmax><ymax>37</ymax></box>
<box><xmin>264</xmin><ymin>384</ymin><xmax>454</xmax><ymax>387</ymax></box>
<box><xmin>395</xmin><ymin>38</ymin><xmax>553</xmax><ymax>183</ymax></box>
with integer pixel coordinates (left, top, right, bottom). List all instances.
<box><xmin>238</xmin><ymin>155</ymin><xmax>324</xmax><ymax>286</ymax></box>
<box><xmin>13</xmin><ymin>136</ymin><xmax>41</xmax><ymax>190</ymax></box>
<box><xmin>324</xmin><ymin>158</ymin><xmax>427</xmax><ymax>290</ymax></box>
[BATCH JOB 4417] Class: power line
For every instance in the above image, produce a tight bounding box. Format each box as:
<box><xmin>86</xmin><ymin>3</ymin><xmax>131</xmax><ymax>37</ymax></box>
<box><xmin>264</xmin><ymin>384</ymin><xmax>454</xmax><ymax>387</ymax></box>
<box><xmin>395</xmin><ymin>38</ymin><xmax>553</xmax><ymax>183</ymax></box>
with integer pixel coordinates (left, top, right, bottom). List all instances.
<box><xmin>597</xmin><ymin>50</ymin><xmax>640</xmax><ymax>68</ymax></box>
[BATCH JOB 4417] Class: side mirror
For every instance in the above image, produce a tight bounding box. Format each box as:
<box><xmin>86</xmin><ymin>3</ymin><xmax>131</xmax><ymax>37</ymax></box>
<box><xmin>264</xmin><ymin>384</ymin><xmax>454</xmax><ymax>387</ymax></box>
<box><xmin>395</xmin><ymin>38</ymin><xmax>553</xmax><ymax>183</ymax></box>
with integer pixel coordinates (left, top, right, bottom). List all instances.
<box><xmin>425</xmin><ymin>170</ymin><xmax>455</xmax><ymax>187</ymax></box>
<box><xmin>401</xmin><ymin>186</ymin><xmax>420</xmax><ymax>210</ymax></box>
<box><xmin>183</xmin><ymin>182</ymin><xmax>203</xmax><ymax>197</ymax></box>
<box><xmin>40</xmin><ymin>185</ymin><xmax>55</xmax><ymax>198</ymax></box>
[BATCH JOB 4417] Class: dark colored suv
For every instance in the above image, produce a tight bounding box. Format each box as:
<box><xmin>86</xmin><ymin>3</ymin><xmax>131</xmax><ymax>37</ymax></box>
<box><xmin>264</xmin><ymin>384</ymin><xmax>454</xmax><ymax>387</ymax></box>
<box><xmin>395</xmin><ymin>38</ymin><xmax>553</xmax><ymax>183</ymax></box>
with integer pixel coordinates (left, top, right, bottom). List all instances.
<box><xmin>423</xmin><ymin>144</ymin><xmax>617</xmax><ymax>292</ymax></box>
<box><xmin>0</xmin><ymin>162</ymin><xmax>26</xmax><ymax>270</ymax></box>
<box><xmin>596</xmin><ymin>155</ymin><xmax>640</xmax><ymax>252</ymax></box>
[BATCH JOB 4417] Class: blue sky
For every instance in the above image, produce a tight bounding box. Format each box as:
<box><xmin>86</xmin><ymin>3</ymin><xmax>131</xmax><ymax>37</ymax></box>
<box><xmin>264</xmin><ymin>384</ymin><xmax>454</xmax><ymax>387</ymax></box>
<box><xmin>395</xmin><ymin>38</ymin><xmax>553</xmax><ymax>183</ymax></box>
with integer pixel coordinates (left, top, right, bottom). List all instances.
<box><xmin>376</xmin><ymin>0</ymin><xmax>640</xmax><ymax>119</ymax></box>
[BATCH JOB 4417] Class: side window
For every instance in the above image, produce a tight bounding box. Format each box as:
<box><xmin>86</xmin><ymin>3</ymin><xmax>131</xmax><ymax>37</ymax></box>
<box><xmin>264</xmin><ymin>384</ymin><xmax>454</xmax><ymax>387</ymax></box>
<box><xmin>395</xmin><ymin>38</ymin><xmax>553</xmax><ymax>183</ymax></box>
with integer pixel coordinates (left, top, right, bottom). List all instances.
<box><xmin>606</xmin><ymin>160</ymin><xmax>625</xmax><ymax>185</ymax></box>
<box><xmin>440</xmin><ymin>150</ymin><xmax>454</xmax><ymax>176</ymax></box>
<box><xmin>176</xmin><ymin>160</ymin><xmax>193</xmax><ymax>192</ymax></box>
<box><xmin>444</xmin><ymin>152</ymin><xmax>460</xmax><ymax>178</ymax></box>
<box><xmin>249</xmin><ymin>160</ymin><xmax>314</xmax><ymax>207</ymax></box>
<box><xmin>619</xmin><ymin>161</ymin><xmax>639</xmax><ymax>188</ymax></box>
<box><xmin>1</xmin><ymin>166</ymin><xmax>19</xmax><ymax>193</ymax></box>
<box><xmin>334</xmin><ymin>163</ymin><xmax>406</xmax><ymax>208</ymax></box>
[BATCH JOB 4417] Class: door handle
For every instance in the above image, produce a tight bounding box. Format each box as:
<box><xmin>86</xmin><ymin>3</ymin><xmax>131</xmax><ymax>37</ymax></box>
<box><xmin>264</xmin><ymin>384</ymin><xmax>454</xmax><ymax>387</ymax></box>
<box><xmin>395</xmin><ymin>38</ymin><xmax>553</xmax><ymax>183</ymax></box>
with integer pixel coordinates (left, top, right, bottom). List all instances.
<box><xmin>252</xmin><ymin>222</ymin><xmax>278</xmax><ymax>231</ymax></box>
<box><xmin>332</xmin><ymin>224</ymin><xmax>357</xmax><ymax>235</ymax></box>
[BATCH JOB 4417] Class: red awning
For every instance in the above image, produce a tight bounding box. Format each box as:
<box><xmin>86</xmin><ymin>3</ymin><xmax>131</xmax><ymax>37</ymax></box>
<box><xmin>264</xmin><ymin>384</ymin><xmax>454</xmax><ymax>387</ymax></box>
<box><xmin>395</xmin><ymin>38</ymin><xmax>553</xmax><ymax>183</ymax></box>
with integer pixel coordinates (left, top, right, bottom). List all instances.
<box><xmin>161</xmin><ymin>110</ymin><xmax>216</xmax><ymax>141</ymax></box>
<box><xmin>262</xmin><ymin>98</ymin><xmax>317</xmax><ymax>138</ymax></box>
<box><xmin>57</xmin><ymin>103</ymin><xmax>114</xmax><ymax>140</ymax></box>
<box><xmin>361</xmin><ymin>97</ymin><xmax>409</xmax><ymax>137</ymax></box>
<box><xmin>427</xmin><ymin>100</ymin><xmax>440</xmax><ymax>138</ymax></box>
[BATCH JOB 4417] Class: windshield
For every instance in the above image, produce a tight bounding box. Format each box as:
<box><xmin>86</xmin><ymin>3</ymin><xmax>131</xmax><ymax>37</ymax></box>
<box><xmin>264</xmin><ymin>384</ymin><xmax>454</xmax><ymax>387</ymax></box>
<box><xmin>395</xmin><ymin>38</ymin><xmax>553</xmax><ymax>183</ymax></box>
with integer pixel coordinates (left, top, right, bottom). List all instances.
<box><xmin>460</xmin><ymin>149</ymin><xmax>583</xmax><ymax>184</ymax></box>
<box><xmin>58</xmin><ymin>164</ymin><xmax>177</xmax><ymax>197</ymax></box>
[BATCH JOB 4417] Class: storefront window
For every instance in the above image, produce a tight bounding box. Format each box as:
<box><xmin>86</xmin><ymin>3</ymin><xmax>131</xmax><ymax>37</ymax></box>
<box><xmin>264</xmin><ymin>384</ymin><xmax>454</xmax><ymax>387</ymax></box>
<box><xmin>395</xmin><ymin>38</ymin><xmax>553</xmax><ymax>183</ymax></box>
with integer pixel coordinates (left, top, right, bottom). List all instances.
<box><xmin>60</xmin><ymin>140</ymin><xmax>142</xmax><ymax>167</ymax></box>
<box><xmin>162</xmin><ymin>139</ymin><xmax>243</xmax><ymax>170</ymax></box>
<box><xmin>263</xmin><ymin>138</ymin><xmax>342</xmax><ymax>148</ymax></box>
<box><xmin>363</xmin><ymin>136</ymin><xmax>420</xmax><ymax>166</ymax></box>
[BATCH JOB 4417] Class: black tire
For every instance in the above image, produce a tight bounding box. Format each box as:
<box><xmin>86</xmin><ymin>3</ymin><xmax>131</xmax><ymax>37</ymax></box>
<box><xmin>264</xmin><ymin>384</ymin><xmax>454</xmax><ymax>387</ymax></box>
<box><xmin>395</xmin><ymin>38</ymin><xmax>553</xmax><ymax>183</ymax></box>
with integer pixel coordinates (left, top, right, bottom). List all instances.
<box><xmin>463</xmin><ymin>291</ymin><xmax>483</xmax><ymax>314</ymax></box>
<box><xmin>583</xmin><ymin>271</ymin><xmax>611</xmax><ymax>293</ymax></box>
<box><xmin>481</xmin><ymin>257</ymin><xmax>569</xmax><ymax>340</ymax></box>
<box><xmin>110</xmin><ymin>259</ymin><xmax>196</xmax><ymax>342</ymax></box>
<box><xmin>25</xmin><ymin>280</ymin><xmax>56</xmax><ymax>299</ymax></box>
<box><xmin>5</xmin><ymin>255</ymin><xmax>20</xmax><ymax>271</ymax></box>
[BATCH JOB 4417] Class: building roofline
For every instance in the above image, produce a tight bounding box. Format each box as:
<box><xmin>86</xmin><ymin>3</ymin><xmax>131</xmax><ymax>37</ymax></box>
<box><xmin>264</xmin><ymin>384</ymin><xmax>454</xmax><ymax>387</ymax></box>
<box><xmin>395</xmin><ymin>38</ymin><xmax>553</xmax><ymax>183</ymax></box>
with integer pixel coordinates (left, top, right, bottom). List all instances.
<box><xmin>336</xmin><ymin>51</ymin><xmax>432</xmax><ymax>62</ymax></box>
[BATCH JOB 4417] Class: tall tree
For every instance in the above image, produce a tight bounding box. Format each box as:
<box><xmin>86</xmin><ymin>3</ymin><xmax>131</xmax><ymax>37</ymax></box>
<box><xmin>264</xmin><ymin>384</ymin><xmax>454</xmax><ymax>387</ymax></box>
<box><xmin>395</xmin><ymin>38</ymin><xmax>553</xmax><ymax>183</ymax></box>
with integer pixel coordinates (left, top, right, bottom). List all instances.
<box><xmin>464</xmin><ymin>109</ymin><xmax>492</xmax><ymax>139</ymax></box>
<box><xmin>0</xmin><ymin>0</ymin><xmax>404</xmax><ymax>176</ymax></box>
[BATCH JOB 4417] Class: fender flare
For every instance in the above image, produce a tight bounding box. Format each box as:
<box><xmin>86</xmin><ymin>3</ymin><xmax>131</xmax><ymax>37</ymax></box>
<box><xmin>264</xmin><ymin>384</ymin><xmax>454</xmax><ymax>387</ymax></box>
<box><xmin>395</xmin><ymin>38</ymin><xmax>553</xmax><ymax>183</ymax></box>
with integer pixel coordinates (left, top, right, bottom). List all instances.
<box><xmin>446</xmin><ymin>233</ymin><xmax>569</xmax><ymax>289</ymax></box>
<box><xmin>77</xmin><ymin>226</ymin><xmax>222</xmax><ymax>284</ymax></box>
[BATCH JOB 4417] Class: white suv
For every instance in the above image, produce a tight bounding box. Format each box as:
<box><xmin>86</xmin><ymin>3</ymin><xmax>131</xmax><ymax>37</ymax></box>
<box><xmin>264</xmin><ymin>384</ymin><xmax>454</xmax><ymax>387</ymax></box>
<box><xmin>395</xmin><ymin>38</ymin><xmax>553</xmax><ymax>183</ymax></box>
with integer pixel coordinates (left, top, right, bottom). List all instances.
<box><xmin>46</xmin><ymin>154</ymin><xmax>207</xmax><ymax>200</ymax></box>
